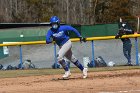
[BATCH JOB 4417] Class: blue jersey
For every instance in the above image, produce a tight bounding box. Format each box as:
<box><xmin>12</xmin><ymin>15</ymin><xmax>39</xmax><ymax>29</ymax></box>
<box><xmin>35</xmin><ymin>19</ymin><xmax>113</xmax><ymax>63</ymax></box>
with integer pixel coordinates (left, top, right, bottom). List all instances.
<box><xmin>119</xmin><ymin>23</ymin><xmax>134</xmax><ymax>43</ymax></box>
<box><xmin>46</xmin><ymin>25</ymin><xmax>81</xmax><ymax>46</ymax></box>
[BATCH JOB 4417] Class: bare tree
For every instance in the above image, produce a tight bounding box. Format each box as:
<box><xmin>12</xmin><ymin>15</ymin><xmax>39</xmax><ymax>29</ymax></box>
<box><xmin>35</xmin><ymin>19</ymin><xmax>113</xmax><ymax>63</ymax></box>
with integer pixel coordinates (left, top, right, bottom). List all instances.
<box><xmin>0</xmin><ymin>0</ymin><xmax>140</xmax><ymax>24</ymax></box>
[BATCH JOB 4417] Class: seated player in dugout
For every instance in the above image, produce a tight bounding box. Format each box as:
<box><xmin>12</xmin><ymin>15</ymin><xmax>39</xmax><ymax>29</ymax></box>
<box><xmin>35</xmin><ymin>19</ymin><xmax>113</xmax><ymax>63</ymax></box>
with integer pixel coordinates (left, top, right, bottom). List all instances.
<box><xmin>115</xmin><ymin>21</ymin><xmax>134</xmax><ymax>66</ymax></box>
<box><xmin>46</xmin><ymin>16</ymin><xmax>87</xmax><ymax>78</ymax></box>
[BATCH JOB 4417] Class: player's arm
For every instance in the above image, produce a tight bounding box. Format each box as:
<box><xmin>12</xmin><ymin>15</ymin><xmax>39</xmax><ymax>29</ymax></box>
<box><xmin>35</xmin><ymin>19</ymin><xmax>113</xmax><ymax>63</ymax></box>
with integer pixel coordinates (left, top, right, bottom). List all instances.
<box><xmin>65</xmin><ymin>25</ymin><xmax>86</xmax><ymax>42</ymax></box>
<box><xmin>115</xmin><ymin>27</ymin><xmax>125</xmax><ymax>39</ymax></box>
<box><xmin>46</xmin><ymin>30</ymin><xmax>53</xmax><ymax>44</ymax></box>
<box><xmin>65</xmin><ymin>25</ymin><xmax>81</xmax><ymax>37</ymax></box>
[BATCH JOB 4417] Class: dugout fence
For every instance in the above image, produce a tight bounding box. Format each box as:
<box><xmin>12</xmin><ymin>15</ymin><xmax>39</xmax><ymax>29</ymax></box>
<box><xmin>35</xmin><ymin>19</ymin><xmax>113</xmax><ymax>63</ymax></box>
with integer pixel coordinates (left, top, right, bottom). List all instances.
<box><xmin>0</xmin><ymin>34</ymin><xmax>139</xmax><ymax>69</ymax></box>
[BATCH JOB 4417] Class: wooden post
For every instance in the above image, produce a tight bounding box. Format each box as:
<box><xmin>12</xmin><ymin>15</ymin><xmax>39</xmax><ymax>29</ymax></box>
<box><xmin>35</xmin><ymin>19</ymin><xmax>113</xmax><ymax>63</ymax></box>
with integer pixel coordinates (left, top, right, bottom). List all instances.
<box><xmin>120</xmin><ymin>17</ymin><xmax>122</xmax><ymax>22</ymax></box>
<box><xmin>137</xmin><ymin>17</ymin><xmax>140</xmax><ymax>33</ymax></box>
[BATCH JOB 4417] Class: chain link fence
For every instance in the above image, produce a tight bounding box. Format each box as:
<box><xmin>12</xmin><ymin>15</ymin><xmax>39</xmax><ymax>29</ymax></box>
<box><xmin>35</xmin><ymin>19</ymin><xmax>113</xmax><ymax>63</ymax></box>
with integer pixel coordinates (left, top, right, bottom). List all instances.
<box><xmin>0</xmin><ymin>38</ymin><xmax>139</xmax><ymax>70</ymax></box>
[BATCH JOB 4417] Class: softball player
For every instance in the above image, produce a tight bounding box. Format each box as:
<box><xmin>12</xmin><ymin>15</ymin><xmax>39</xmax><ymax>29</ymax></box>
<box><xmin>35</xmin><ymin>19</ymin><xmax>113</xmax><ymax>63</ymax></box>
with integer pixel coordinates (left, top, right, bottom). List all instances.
<box><xmin>115</xmin><ymin>22</ymin><xmax>134</xmax><ymax>66</ymax></box>
<box><xmin>46</xmin><ymin>16</ymin><xmax>87</xmax><ymax>78</ymax></box>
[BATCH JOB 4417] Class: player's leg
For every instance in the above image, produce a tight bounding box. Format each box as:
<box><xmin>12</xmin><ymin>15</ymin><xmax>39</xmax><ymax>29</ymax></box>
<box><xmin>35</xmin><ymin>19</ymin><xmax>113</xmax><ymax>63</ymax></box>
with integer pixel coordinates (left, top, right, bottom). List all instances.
<box><xmin>127</xmin><ymin>43</ymin><xmax>132</xmax><ymax>65</ymax></box>
<box><xmin>57</xmin><ymin>40</ymin><xmax>72</xmax><ymax>78</ymax></box>
<box><xmin>65</xmin><ymin>49</ymin><xmax>83</xmax><ymax>71</ymax></box>
<box><xmin>123</xmin><ymin>44</ymin><xmax>129</xmax><ymax>64</ymax></box>
<box><xmin>65</xmin><ymin>49</ymin><xmax>88</xmax><ymax>78</ymax></box>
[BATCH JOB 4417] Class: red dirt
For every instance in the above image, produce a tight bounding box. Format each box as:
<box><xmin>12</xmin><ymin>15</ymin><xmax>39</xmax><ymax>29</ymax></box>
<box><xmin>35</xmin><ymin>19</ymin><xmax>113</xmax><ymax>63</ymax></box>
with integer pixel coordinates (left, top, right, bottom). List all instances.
<box><xmin>0</xmin><ymin>69</ymin><xmax>140</xmax><ymax>93</ymax></box>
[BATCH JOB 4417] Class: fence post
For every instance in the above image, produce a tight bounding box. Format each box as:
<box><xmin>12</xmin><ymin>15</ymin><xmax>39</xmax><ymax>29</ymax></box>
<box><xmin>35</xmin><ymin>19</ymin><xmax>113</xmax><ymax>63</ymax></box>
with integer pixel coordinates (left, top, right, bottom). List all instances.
<box><xmin>19</xmin><ymin>45</ymin><xmax>23</xmax><ymax>69</ymax></box>
<box><xmin>91</xmin><ymin>40</ymin><xmax>95</xmax><ymax>67</ymax></box>
<box><xmin>135</xmin><ymin>38</ymin><xmax>139</xmax><ymax>65</ymax></box>
<box><xmin>54</xmin><ymin>43</ymin><xmax>57</xmax><ymax>68</ymax></box>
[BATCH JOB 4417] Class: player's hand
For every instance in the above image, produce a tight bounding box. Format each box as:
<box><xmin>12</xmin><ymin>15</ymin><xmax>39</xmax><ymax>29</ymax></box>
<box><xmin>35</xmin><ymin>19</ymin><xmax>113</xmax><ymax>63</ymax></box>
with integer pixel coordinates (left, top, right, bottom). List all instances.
<box><xmin>115</xmin><ymin>34</ymin><xmax>123</xmax><ymax>39</ymax></box>
<box><xmin>82</xmin><ymin>37</ymin><xmax>86</xmax><ymax>42</ymax></box>
<box><xmin>46</xmin><ymin>41</ymin><xmax>52</xmax><ymax>44</ymax></box>
<box><xmin>79</xmin><ymin>36</ymin><xmax>86</xmax><ymax>43</ymax></box>
<box><xmin>115</xmin><ymin>35</ymin><xmax>119</xmax><ymax>39</ymax></box>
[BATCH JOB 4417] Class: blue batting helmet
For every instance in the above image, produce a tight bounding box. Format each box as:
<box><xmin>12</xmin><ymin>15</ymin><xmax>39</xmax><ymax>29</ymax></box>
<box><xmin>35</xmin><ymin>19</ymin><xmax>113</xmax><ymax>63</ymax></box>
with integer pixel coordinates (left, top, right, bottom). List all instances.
<box><xmin>50</xmin><ymin>16</ymin><xmax>60</xmax><ymax>24</ymax></box>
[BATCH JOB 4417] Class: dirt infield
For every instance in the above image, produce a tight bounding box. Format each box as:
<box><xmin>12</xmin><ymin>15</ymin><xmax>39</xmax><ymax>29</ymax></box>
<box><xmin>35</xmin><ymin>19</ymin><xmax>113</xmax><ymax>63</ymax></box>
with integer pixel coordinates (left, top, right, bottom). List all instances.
<box><xmin>0</xmin><ymin>69</ymin><xmax>140</xmax><ymax>93</ymax></box>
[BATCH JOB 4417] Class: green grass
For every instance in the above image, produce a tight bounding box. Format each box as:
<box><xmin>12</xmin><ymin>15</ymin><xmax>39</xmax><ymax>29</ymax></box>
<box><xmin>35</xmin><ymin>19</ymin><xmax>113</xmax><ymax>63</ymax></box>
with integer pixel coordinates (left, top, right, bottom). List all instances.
<box><xmin>0</xmin><ymin>66</ymin><xmax>140</xmax><ymax>78</ymax></box>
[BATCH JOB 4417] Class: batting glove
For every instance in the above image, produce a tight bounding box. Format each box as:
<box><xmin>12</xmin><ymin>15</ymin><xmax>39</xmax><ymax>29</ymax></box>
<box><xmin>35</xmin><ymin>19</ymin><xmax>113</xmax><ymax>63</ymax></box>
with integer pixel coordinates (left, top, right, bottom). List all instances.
<box><xmin>79</xmin><ymin>36</ymin><xmax>86</xmax><ymax>43</ymax></box>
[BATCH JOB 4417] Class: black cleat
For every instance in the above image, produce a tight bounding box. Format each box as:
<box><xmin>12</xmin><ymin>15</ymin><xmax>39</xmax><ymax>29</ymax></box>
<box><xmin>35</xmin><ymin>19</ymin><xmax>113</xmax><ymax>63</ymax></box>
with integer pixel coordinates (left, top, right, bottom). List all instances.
<box><xmin>126</xmin><ymin>63</ymin><xmax>133</xmax><ymax>66</ymax></box>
